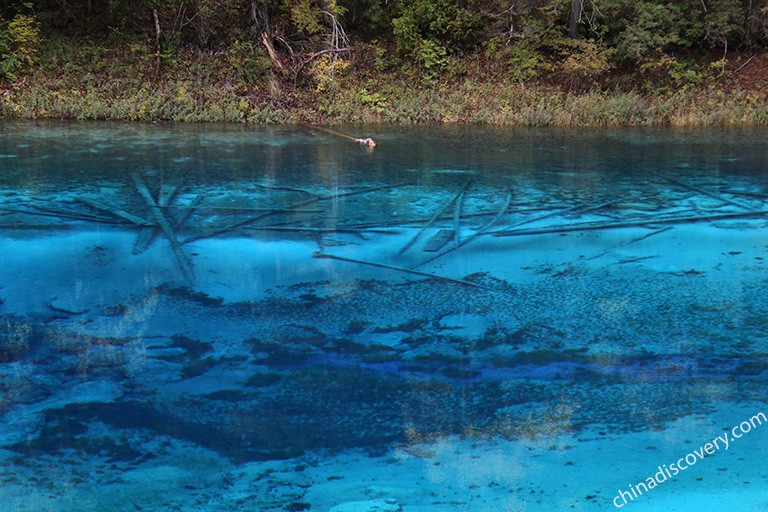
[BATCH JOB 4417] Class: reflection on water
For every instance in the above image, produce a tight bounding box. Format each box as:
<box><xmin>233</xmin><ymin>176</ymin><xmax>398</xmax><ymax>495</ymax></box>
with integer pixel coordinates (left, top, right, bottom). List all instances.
<box><xmin>1</xmin><ymin>121</ymin><xmax>768</xmax><ymax>511</ymax></box>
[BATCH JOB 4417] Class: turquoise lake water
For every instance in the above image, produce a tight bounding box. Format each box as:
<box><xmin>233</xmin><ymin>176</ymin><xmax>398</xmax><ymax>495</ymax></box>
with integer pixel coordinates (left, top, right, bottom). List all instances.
<box><xmin>1</xmin><ymin>122</ymin><xmax>768</xmax><ymax>511</ymax></box>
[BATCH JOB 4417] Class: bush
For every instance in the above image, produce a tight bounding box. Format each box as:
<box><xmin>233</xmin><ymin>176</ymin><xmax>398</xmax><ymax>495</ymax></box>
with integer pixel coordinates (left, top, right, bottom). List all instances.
<box><xmin>0</xmin><ymin>12</ymin><xmax>42</xmax><ymax>79</ymax></box>
<box><xmin>390</xmin><ymin>0</ymin><xmax>469</xmax><ymax>78</ymax></box>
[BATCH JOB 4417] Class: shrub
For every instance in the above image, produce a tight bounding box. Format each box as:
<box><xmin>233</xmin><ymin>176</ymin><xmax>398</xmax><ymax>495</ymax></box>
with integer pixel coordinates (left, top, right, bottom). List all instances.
<box><xmin>0</xmin><ymin>12</ymin><xmax>42</xmax><ymax>80</ymax></box>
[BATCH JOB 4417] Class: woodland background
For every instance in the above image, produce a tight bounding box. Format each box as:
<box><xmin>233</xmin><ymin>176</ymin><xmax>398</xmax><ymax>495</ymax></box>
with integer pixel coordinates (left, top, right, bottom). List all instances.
<box><xmin>1</xmin><ymin>0</ymin><xmax>767</xmax><ymax>124</ymax></box>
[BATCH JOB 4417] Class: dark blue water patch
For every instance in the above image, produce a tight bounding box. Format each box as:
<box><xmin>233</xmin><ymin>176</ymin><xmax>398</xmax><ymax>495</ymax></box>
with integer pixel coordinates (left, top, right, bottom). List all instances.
<box><xmin>6</xmin><ymin>361</ymin><xmax>744</xmax><ymax>465</ymax></box>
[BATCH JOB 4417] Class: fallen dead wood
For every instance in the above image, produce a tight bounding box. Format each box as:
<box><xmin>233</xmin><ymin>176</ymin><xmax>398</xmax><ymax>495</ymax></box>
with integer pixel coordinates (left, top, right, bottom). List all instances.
<box><xmin>416</xmin><ymin>192</ymin><xmax>513</xmax><ymax>268</ymax></box>
<box><xmin>3</xmin><ymin>205</ymin><xmax>119</xmax><ymax>224</ymax></box>
<box><xmin>76</xmin><ymin>196</ymin><xmax>154</xmax><ymax>227</ymax></box>
<box><xmin>650</xmin><ymin>171</ymin><xmax>757</xmax><ymax>211</ymax></box>
<box><xmin>199</xmin><ymin>205</ymin><xmax>324</xmax><ymax>213</ymax></box>
<box><xmin>261</xmin><ymin>32</ymin><xmax>284</xmax><ymax>69</ymax></box>
<box><xmin>486</xmin><ymin>200</ymin><xmax>617</xmax><ymax>236</ymax></box>
<box><xmin>453</xmin><ymin>183</ymin><xmax>468</xmax><ymax>247</ymax></box>
<box><xmin>397</xmin><ymin>179</ymin><xmax>473</xmax><ymax>255</ymax></box>
<box><xmin>132</xmin><ymin>173</ymin><xmax>195</xmax><ymax>283</ymax></box>
<box><xmin>313</xmin><ymin>252</ymin><xmax>485</xmax><ymax>288</ymax></box>
<box><xmin>244</xmin><ymin>226</ymin><xmax>399</xmax><ymax>234</ymax></box>
<box><xmin>342</xmin><ymin>206</ymin><xmax>560</xmax><ymax>230</ymax></box>
<box><xmin>0</xmin><ymin>223</ymin><xmax>104</xmax><ymax>230</ymax></box>
<box><xmin>174</xmin><ymin>194</ymin><xmax>204</xmax><ymax>229</ymax></box>
<box><xmin>492</xmin><ymin>210</ymin><xmax>768</xmax><ymax>238</ymax></box>
<box><xmin>133</xmin><ymin>178</ymin><xmax>186</xmax><ymax>255</ymax></box>
<box><xmin>30</xmin><ymin>204</ymin><xmax>116</xmax><ymax>223</ymax></box>
<box><xmin>252</xmin><ymin>183</ymin><xmax>321</xmax><ymax>197</ymax></box>
<box><xmin>587</xmin><ymin>226</ymin><xmax>672</xmax><ymax>261</ymax></box>
<box><xmin>423</xmin><ymin>229</ymin><xmax>455</xmax><ymax>252</ymax></box>
<box><xmin>183</xmin><ymin>184</ymin><xmax>400</xmax><ymax>244</ymax></box>
<box><xmin>311</xmin><ymin>126</ymin><xmax>377</xmax><ymax>149</ymax></box>
<box><xmin>723</xmin><ymin>189</ymin><xmax>768</xmax><ymax>200</ymax></box>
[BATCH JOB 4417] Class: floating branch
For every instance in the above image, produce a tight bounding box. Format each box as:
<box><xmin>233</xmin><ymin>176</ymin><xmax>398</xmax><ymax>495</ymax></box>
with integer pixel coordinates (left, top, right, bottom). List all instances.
<box><xmin>416</xmin><ymin>192</ymin><xmax>513</xmax><ymax>268</ymax></box>
<box><xmin>650</xmin><ymin>171</ymin><xmax>758</xmax><ymax>211</ymax></box>
<box><xmin>132</xmin><ymin>173</ymin><xmax>195</xmax><ymax>283</ymax></box>
<box><xmin>492</xmin><ymin>210</ymin><xmax>768</xmax><ymax>238</ymax></box>
<box><xmin>397</xmin><ymin>179</ymin><xmax>474</xmax><ymax>255</ymax></box>
<box><xmin>76</xmin><ymin>196</ymin><xmax>154</xmax><ymax>227</ymax></box>
<box><xmin>313</xmin><ymin>252</ymin><xmax>484</xmax><ymax>289</ymax></box>
<box><xmin>311</xmin><ymin>126</ymin><xmax>377</xmax><ymax>149</ymax></box>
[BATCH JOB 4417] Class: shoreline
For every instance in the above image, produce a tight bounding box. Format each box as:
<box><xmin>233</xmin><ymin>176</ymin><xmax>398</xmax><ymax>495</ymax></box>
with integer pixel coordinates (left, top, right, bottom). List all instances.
<box><xmin>2</xmin><ymin>75</ymin><xmax>767</xmax><ymax>127</ymax></box>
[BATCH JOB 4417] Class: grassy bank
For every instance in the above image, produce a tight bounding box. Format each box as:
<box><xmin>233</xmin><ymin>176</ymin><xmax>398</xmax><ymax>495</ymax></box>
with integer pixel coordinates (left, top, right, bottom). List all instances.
<box><xmin>1</xmin><ymin>36</ymin><xmax>767</xmax><ymax>126</ymax></box>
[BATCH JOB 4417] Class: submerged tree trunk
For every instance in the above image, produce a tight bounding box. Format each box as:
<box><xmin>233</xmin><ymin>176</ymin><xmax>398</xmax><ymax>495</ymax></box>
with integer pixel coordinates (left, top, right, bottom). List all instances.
<box><xmin>570</xmin><ymin>0</ymin><xmax>583</xmax><ymax>38</ymax></box>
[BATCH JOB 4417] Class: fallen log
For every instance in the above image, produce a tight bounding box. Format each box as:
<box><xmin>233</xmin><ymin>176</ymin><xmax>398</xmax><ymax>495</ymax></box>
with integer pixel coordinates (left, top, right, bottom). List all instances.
<box><xmin>417</xmin><ymin>192</ymin><xmax>513</xmax><ymax>267</ymax></box>
<box><xmin>397</xmin><ymin>179</ymin><xmax>473</xmax><ymax>255</ymax></box>
<box><xmin>252</xmin><ymin>183</ymin><xmax>321</xmax><ymax>197</ymax></box>
<box><xmin>311</xmin><ymin>126</ymin><xmax>377</xmax><ymax>149</ymax></box>
<box><xmin>133</xmin><ymin>178</ymin><xmax>186</xmax><ymax>255</ymax></box>
<box><xmin>183</xmin><ymin>184</ymin><xmax>399</xmax><ymax>244</ymax></box>
<box><xmin>132</xmin><ymin>173</ymin><xmax>195</xmax><ymax>283</ymax></box>
<box><xmin>76</xmin><ymin>196</ymin><xmax>154</xmax><ymax>227</ymax></box>
<box><xmin>491</xmin><ymin>210</ymin><xmax>768</xmax><ymax>238</ymax></box>
<box><xmin>313</xmin><ymin>252</ymin><xmax>484</xmax><ymax>289</ymax></box>
<box><xmin>587</xmin><ymin>226</ymin><xmax>672</xmax><ymax>261</ymax></box>
<box><xmin>244</xmin><ymin>226</ymin><xmax>399</xmax><ymax>234</ymax></box>
<box><xmin>453</xmin><ymin>183</ymin><xmax>468</xmax><ymax>247</ymax></box>
<box><xmin>650</xmin><ymin>171</ymin><xmax>757</xmax><ymax>212</ymax></box>
<box><xmin>423</xmin><ymin>229</ymin><xmax>455</xmax><ymax>252</ymax></box>
<box><xmin>7</xmin><ymin>205</ymin><xmax>118</xmax><ymax>224</ymax></box>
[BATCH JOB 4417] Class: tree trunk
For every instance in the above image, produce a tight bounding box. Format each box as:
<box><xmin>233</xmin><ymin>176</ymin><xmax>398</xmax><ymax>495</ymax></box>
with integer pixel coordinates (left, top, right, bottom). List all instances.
<box><xmin>250</xmin><ymin>0</ymin><xmax>269</xmax><ymax>37</ymax></box>
<box><xmin>153</xmin><ymin>8</ymin><xmax>162</xmax><ymax>74</ymax></box>
<box><xmin>569</xmin><ymin>0</ymin><xmax>583</xmax><ymax>38</ymax></box>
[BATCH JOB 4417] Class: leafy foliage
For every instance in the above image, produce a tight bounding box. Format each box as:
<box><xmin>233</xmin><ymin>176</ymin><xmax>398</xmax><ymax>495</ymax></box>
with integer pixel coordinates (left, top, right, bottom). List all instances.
<box><xmin>1</xmin><ymin>0</ymin><xmax>767</xmax><ymax>95</ymax></box>
<box><xmin>0</xmin><ymin>10</ymin><xmax>41</xmax><ymax>80</ymax></box>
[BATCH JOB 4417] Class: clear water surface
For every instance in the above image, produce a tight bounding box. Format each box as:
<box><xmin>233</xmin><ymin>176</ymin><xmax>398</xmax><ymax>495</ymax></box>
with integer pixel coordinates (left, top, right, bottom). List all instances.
<box><xmin>1</xmin><ymin>121</ymin><xmax>768</xmax><ymax>511</ymax></box>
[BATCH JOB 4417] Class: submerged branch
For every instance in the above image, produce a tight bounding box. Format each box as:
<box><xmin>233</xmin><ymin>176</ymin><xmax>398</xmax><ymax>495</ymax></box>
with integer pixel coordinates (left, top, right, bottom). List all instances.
<box><xmin>313</xmin><ymin>252</ymin><xmax>485</xmax><ymax>289</ymax></box>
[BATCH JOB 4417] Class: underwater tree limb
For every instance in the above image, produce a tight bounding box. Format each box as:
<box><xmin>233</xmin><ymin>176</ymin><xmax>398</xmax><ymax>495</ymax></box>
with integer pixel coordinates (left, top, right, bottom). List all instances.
<box><xmin>76</xmin><ymin>196</ymin><xmax>154</xmax><ymax>226</ymax></box>
<box><xmin>133</xmin><ymin>178</ymin><xmax>187</xmax><ymax>255</ymax></box>
<box><xmin>416</xmin><ymin>192</ymin><xmax>513</xmax><ymax>268</ymax></box>
<box><xmin>491</xmin><ymin>210</ymin><xmax>768</xmax><ymax>237</ymax></box>
<box><xmin>313</xmin><ymin>252</ymin><xmax>485</xmax><ymax>288</ymax></box>
<box><xmin>132</xmin><ymin>173</ymin><xmax>195</xmax><ymax>283</ymax></box>
<box><xmin>650</xmin><ymin>171</ymin><xmax>758</xmax><ymax>212</ymax></box>
<box><xmin>183</xmin><ymin>184</ymin><xmax>399</xmax><ymax>244</ymax></box>
<box><xmin>587</xmin><ymin>226</ymin><xmax>672</xmax><ymax>261</ymax></box>
<box><xmin>397</xmin><ymin>179</ymin><xmax>474</xmax><ymax>255</ymax></box>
